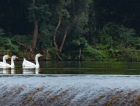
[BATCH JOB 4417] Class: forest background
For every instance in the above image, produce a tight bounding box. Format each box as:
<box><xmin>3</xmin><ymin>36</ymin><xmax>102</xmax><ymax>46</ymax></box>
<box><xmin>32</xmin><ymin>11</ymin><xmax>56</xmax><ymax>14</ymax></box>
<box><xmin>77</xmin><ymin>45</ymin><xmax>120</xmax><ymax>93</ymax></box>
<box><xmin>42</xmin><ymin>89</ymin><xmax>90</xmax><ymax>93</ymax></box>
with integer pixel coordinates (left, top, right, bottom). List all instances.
<box><xmin>0</xmin><ymin>0</ymin><xmax>140</xmax><ymax>61</ymax></box>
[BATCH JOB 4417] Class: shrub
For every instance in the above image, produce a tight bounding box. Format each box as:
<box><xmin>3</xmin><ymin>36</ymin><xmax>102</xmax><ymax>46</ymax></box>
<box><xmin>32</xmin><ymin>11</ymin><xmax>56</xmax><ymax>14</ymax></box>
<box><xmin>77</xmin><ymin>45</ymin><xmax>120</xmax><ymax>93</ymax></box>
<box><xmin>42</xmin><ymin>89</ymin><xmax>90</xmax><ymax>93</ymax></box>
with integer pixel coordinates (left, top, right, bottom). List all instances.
<box><xmin>82</xmin><ymin>45</ymin><xmax>105</xmax><ymax>60</ymax></box>
<box><xmin>98</xmin><ymin>23</ymin><xmax>136</xmax><ymax>49</ymax></box>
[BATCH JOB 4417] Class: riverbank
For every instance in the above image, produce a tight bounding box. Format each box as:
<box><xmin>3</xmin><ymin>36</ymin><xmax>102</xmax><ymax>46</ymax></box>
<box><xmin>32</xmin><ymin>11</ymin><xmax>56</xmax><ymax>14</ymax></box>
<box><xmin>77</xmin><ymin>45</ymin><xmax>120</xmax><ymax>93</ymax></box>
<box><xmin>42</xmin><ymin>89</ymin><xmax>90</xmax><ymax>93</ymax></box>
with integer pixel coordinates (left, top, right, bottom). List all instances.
<box><xmin>0</xmin><ymin>75</ymin><xmax>140</xmax><ymax>106</ymax></box>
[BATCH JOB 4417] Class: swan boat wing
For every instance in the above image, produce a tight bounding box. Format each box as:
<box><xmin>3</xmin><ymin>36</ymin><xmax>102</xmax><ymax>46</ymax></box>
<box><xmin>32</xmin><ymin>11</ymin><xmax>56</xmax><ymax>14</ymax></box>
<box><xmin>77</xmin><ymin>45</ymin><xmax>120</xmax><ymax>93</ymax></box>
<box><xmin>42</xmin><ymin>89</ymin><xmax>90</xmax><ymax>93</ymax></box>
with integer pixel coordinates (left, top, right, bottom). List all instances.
<box><xmin>5</xmin><ymin>63</ymin><xmax>11</xmax><ymax>68</ymax></box>
<box><xmin>25</xmin><ymin>60</ymin><xmax>36</xmax><ymax>66</ymax></box>
<box><xmin>23</xmin><ymin>60</ymin><xmax>36</xmax><ymax>68</ymax></box>
<box><xmin>0</xmin><ymin>62</ymin><xmax>7</xmax><ymax>67</ymax></box>
<box><xmin>0</xmin><ymin>62</ymin><xmax>6</xmax><ymax>66</ymax></box>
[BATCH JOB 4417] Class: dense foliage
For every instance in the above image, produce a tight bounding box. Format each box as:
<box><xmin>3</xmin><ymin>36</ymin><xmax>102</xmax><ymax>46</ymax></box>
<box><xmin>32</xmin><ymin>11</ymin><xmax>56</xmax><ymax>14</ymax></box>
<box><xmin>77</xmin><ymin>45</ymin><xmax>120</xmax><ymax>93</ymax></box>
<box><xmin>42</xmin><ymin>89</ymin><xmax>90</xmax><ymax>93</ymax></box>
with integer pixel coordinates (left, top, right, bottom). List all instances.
<box><xmin>0</xmin><ymin>0</ymin><xmax>140</xmax><ymax>61</ymax></box>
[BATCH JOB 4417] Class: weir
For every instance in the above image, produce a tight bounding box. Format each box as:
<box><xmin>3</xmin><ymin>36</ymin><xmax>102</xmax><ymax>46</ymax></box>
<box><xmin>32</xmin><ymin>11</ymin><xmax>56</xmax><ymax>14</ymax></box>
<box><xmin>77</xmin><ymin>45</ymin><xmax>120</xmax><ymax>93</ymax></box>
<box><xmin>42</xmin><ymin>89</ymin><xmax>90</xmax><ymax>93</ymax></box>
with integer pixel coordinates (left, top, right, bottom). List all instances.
<box><xmin>0</xmin><ymin>75</ymin><xmax>140</xmax><ymax>106</ymax></box>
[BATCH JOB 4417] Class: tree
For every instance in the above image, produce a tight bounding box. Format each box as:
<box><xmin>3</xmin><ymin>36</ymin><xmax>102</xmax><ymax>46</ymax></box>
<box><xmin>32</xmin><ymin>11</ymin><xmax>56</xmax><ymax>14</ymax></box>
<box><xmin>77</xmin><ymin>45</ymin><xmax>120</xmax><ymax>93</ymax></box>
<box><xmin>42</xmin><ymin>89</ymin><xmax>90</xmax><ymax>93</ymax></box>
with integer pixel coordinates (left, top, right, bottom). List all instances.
<box><xmin>50</xmin><ymin>0</ymin><xmax>92</xmax><ymax>60</ymax></box>
<box><xmin>28</xmin><ymin>0</ymin><xmax>51</xmax><ymax>58</ymax></box>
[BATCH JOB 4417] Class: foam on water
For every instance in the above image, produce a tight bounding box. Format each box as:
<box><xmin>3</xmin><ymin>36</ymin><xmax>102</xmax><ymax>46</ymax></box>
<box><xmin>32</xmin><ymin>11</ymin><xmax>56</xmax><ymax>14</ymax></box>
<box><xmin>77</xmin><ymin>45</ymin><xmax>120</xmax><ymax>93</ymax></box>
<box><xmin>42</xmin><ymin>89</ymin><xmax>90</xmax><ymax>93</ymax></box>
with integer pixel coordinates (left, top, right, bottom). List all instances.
<box><xmin>0</xmin><ymin>75</ymin><xmax>140</xmax><ymax>106</ymax></box>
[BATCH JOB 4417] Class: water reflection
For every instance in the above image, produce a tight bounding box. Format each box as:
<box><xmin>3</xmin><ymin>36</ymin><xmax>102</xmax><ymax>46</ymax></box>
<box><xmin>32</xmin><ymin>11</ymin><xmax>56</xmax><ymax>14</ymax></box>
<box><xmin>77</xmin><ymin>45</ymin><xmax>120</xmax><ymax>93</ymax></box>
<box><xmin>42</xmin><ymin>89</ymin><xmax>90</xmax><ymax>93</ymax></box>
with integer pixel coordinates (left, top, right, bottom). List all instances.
<box><xmin>35</xmin><ymin>68</ymin><xmax>42</xmax><ymax>74</ymax></box>
<box><xmin>0</xmin><ymin>68</ymin><xmax>3</xmax><ymax>74</ymax></box>
<box><xmin>23</xmin><ymin>68</ymin><xmax>42</xmax><ymax>74</ymax></box>
<box><xmin>0</xmin><ymin>68</ymin><xmax>42</xmax><ymax>74</ymax></box>
<box><xmin>11</xmin><ymin>68</ymin><xmax>18</xmax><ymax>74</ymax></box>
<box><xmin>23</xmin><ymin>68</ymin><xmax>35</xmax><ymax>74</ymax></box>
<box><xmin>1</xmin><ymin>61</ymin><xmax>140</xmax><ymax>75</ymax></box>
<box><xmin>3</xmin><ymin>68</ymin><xmax>11</xmax><ymax>74</ymax></box>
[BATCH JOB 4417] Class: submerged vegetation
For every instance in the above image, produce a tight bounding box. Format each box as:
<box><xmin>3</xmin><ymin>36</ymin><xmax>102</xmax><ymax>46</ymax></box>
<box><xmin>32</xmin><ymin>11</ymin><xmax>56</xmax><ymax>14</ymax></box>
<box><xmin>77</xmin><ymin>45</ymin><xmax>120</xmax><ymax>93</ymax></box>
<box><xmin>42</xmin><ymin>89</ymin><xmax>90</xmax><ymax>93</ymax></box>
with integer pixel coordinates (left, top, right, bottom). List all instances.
<box><xmin>0</xmin><ymin>0</ymin><xmax>140</xmax><ymax>61</ymax></box>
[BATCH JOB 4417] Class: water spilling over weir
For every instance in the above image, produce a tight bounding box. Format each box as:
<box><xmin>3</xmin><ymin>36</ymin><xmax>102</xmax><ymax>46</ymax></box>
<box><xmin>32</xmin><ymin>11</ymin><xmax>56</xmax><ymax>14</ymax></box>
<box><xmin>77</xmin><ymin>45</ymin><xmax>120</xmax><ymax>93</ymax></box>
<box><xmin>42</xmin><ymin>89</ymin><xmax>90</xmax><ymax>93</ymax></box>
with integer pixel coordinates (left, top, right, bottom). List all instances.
<box><xmin>0</xmin><ymin>75</ymin><xmax>140</xmax><ymax>106</ymax></box>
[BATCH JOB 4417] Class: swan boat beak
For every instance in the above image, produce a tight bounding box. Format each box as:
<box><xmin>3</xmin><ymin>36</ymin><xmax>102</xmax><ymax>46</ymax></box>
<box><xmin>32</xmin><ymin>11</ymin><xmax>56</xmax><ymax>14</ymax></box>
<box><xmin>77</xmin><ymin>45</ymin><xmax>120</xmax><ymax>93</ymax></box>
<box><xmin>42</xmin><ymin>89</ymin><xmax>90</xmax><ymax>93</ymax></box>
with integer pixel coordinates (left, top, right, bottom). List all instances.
<box><xmin>39</xmin><ymin>53</ymin><xmax>43</xmax><ymax>57</ymax></box>
<box><xmin>15</xmin><ymin>56</ymin><xmax>18</xmax><ymax>58</ymax></box>
<box><xmin>7</xmin><ymin>55</ymin><xmax>11</xmax><ymax>58</ymax></box>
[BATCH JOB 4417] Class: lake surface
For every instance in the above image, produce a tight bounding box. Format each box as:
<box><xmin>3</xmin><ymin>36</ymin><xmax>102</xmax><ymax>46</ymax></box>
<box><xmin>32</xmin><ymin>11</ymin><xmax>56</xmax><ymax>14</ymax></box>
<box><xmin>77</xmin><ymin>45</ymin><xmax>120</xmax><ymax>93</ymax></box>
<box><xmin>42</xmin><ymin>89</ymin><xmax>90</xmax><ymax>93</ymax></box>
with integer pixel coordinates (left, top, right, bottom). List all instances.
<box><xmin>1</xmin><ymin>61</ymin><xmax>140</xmax><ymax>75</ymax></box>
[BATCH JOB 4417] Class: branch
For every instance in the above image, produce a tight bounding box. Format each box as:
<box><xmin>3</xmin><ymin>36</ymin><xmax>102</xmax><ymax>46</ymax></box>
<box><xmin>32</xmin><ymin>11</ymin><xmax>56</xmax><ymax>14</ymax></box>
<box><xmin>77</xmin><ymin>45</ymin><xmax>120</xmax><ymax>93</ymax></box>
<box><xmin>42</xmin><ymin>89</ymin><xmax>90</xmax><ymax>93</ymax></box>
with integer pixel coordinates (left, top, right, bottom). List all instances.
<box><xmin>53</xmin><ymin>17</ymin><xmax>61</xmax><ymax>49</ymax></box>
<box><xmin>33</xmin><ymin>0</ymin><xmax>35</xmax><ymax>5</ymax></box>
<box><xmin>59</xmin><ymin>17</ymin><xmax>77</xmax><ymax>52</ymax></box>
<box><xmin>56</xmin><ymin>52</ymin><xmax>63</xmax><ymax>61</ymax></box>
<box><xmin>17</xmin><ymin>42</ymin><xmax>32</xmax><ymax>52</ymax></box>
<box><xmin>60</xmin><ymin>25</ymin><xmax>70</xmax><ymax>52</ymax></box>
<box><xmin>17</xmin><ymin>42</ymin><xmax>27</xmax><ymax>48</ymax></box>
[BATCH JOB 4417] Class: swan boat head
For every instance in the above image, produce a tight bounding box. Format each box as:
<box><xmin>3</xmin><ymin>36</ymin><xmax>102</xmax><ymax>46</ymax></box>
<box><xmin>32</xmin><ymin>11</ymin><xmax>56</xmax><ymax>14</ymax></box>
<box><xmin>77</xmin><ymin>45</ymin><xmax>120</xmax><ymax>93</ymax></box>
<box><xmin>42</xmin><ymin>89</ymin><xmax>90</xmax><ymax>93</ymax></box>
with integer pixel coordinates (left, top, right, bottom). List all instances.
<box><xmin>36</xmin><ymin>53</ymin><xmax>43</xmax><ymax>58</ymax></box>
<box><xmin>11</xmin><ymin>55</ymin><xmax>18</xmax><ymax>60</ymax></box>
<box><xmin>4</xmin><ymin>55</ymin><xmax>11</xmax><ymax>60</ymax></box>
<box><xmin>11</xmin><ymin>55</ymin><xmax>18</xmax><ymax>68</ymax></box>
<box><xmin>35</xmin><ymin>53</ymin><xmax>43</xmax><ymax>68</ymax></box>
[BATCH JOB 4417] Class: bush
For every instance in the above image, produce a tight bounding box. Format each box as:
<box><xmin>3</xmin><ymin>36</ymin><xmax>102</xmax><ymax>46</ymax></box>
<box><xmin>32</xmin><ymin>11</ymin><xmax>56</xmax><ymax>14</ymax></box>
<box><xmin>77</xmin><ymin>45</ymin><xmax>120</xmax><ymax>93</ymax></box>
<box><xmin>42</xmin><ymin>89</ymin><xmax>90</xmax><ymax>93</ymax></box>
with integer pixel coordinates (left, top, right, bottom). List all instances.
<box><xmin>0</xmin><ymin>29</ymin><xmax>19</xmax><ymax>55</ymax></box>
<box><xmin>98</xmin><ymin>23</ymin><xmax>136</xmax><ymax>49</ymax></box>
<box><xmin>82</xmin><ymin>45</ymin><xmax>105</xmax><ymax>60</ymax></box>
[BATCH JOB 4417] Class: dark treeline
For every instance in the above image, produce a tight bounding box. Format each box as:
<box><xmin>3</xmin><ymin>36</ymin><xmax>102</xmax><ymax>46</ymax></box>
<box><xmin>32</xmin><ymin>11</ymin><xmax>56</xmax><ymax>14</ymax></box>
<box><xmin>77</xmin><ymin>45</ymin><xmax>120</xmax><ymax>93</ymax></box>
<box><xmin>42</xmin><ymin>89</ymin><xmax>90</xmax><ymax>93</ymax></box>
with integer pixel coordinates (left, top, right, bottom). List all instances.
<box><xmin>0</xmin><ymin>0</ymin><xmax>140</xmax><ymax>61</ymax></box>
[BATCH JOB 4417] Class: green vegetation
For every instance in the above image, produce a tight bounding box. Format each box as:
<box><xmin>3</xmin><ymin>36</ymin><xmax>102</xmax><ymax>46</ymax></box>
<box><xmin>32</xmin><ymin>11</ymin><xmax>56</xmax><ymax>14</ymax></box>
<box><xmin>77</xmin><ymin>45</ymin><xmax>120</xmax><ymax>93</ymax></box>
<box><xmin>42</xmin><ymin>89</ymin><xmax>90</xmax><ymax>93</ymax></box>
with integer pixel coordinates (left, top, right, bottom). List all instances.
<box><xmin>0</xmin><ymin>0</ymin><xmax>140</xmax><ymax>61</ymax></box>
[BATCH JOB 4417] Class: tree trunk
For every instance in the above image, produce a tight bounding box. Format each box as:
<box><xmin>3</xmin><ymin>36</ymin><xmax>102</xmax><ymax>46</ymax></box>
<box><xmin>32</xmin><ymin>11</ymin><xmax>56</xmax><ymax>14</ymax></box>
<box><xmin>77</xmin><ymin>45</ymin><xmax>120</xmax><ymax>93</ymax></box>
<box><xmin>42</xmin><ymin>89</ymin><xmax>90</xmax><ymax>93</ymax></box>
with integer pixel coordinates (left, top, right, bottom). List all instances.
<box><xmin>33</xmin><ymin>0</ymin><xmax>35</xmax><ymax>4</ymax></box>
<box><xmin>60</xmin><ymin>25</ymin><xmax>70</xmax><ymax>52</ymax></box>
<box><xmin>79</xmin><ymin>48</ymin><xmax>81</xmax><ymax>60</ymax></box>
<box><xmin>30</xmin><ymin>21</ymin><xmax>38</xmax><ymax>59</ymax></box>
<box><xmin>54</xmin><ymin>17</ymin><xmax>61</xmax><ymax>49</ymax></box>
<box><xmin>53</xmin><ymin>17</ymin><xmax>63</xmax><ymax>60</ymax></box>
<box><xmin>56</xmin><ymin>52</ymin><xmax>63</xmax><ymax>60</ymax></box>
<box><xmin>31</xmin><ymin>0</ymin><xmax>39</xmax><ymax>59</ymax></box>
<box><xmin>53</xmin><ymin>17</ymin><xmax>77</xmax><ymax>61</ymax></box>
<box><xmin>32</xmin><ymin>22</ymin><xmax>38</xmax><ymax>50</ymax></box>
<box><xmin>60</xmin><ymin>18</ymin><xmax>77</xmax><ymax>53</ymax></box>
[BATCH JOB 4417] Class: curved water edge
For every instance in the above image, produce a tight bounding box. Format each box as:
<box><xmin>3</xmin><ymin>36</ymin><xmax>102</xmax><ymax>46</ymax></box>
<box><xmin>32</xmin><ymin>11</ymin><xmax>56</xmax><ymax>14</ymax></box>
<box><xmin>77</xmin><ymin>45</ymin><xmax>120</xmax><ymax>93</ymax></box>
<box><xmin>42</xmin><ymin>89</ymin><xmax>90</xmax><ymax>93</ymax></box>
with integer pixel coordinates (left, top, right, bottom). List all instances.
<box><xmin>1</xmin><ymin>75</ymin><xmax>140</xmax><ymax>106</ymax></box>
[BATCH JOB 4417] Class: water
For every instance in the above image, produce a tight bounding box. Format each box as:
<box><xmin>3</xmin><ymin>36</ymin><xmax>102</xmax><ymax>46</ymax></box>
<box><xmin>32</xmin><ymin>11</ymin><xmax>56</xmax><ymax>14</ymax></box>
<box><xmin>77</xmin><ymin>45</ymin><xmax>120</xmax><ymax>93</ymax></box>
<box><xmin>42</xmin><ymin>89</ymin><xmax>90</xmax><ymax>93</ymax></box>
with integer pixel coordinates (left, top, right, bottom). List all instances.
<box><xmin>1</xmin><ymin>75</ymin><xmax>140</xmax><ymax>105</ymax></box>
<box><xmin>1</xmin><ymin>61</ymin><xmax>140</xmax><ymax>105</ymax></box>
<box><xmin>1</xmin><ymin>61</ymin><xmax>140</xmax><ymax>74</ymax></box>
